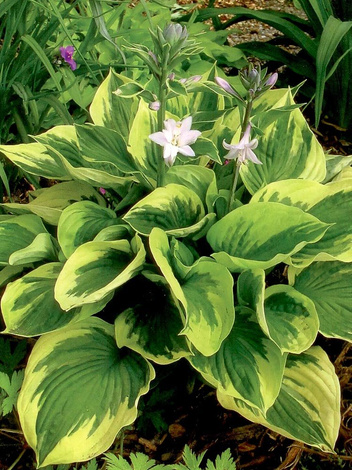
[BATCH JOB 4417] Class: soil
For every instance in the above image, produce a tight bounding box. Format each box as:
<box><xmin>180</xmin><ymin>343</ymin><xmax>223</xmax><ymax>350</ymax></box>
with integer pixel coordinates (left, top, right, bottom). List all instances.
<box><xmin>1</xmin><ymin>1</ymin><xmax>352</xmax><ymax>469</ymax></box>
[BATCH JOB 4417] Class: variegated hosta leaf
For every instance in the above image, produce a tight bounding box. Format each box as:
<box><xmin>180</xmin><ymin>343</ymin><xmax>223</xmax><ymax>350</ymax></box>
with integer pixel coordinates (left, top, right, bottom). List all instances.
<box><xmin>237</xmin><ymin>270</ymin><xmax>318</xmax><ymax>353</ymax></box>
<box><xmin>94</xmin><ymin>225</ymin><xmax>132</xmax><ymax>242</ymax></box>
<box><xmin>241</xmin><ymin>89</ymin><xmax>326</xmax><ymax>195</ymax></box>
<box><xmin>55</xmin><ymin>236</ymin><xmax>146</xmax><ymax>311</ymax></box>
<box><xmin>324</xmin><ymin>154</ymin><xmax>352</xmax><ymax>183</ymax></box>
<box><xmin>115</xmin><ymin>274</ymin><xmax>190</xmax><ymax>364</ymax></box>
<box><xmin>17</xmin><ymin>318</ymin><xmax>155</xmax><ymax>467</ymax></box>
<box><xmin>34</xmin><ymin>125</ymin><xmax>135</xmax><ymax>188</ymax></box>
<box><xmin>190</xmin><ymin>307</ymin><xmax>286</xmax><ymax>412</ymax></box>
<box><xmin>1</xmin><ymin>181</ymin><xmax>106</xmax><ymax>225</ymax></box>
<box><xmin>251</xmin><ymin>179</ymin><xmax>352</xmax><ymax>266</ymax></box>
<box><xmin>58</xmin><ymin>201</ymin><xmax>118</xmax><ymax>259</ymax></box>
<box><xmin>0</xmin><ymin>265</ymin><xmax>24</xmax><ymax>288</ymax></box>
<box><xmin>218</xmin><ymin>346</ymin><xmax>340</xmax><ymax>452</ymax></box>
<box><xmin>250</xmin><ymin>179</ymin><xmax>330</xmax><ymax>211</ymax></box>
<box><xmin>90</xmin><ymin>69</ymin><xmax>137</xmax><ymax>136</ymax></box>
<box><xmin>9</xmin><ymin>233</ymin><xmax>59</xmax><ymax>265</ymax></box>
<box><xmin>207</xmin><ymin>202</ymin><xmax>330</xmax><ymax>272</ymax></box>
<box><xmin>1</xmin><ymin>263</ymin><xmax>109</xmax><ymax>337</ymax></box>
<box><xmin>165</xmin><ymin>165</ymin><xmax>218</xmax><ymax>213</ymax></box>
<box><xmin>124</xmin><ymin>184</ymin><xmax>206</xmax><ymax>237</ymax></box>
<box><xmin>128</xmin><ymin>99</ymin><xmax>158</xmax><ymax>179</ymax></box>
<box><xmin>76</xmin><ymin>124</ymin><xmax>137</xmax><ymax>174</ymax></box>
<box><xmin>291</xmin><ymin>185</ymin><xmax>352</xmax><ymax>266</ymax></box>
<box><xmin>0</xmin><ymin>142</ymin><xmax>69</xmax><ymax>179</ymax></box>
<box><xmin>263</xmin><ymin>285</ymin><xmax>319</xmax><ymax>354</ymax></box>
<box><xmin>149</xmin><ymin>228</ymin><xmax>234</xmax><ymax>356</ymax></box>
<box><xmin>289</xmin><ymin>261</ymin><xmax>352</xmax><ymax>341</ymax></box>
<box><xmin>35</xmin><ymin>126</ymin><xmax>134</xmax><ymax>188</ymax></box>
<box><xmin>0</xmin><ymin>214</ymin><xmax>49</xmax><ymax>266</ymax></box>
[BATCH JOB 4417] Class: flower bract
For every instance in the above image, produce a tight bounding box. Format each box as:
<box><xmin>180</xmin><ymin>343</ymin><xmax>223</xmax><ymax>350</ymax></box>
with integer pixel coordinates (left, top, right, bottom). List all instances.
<box><xmin>149</xmin><ymin>117</ymin><xmax>201</xmax><ymax>167</ymax></box>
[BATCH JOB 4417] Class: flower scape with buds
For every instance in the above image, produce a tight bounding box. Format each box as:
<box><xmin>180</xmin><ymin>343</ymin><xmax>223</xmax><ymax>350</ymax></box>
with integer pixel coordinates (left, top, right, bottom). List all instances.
<box><xmin>0</xmin><ymin>19</ymin><xmax>347</xmax><ymax>470</ymax></box>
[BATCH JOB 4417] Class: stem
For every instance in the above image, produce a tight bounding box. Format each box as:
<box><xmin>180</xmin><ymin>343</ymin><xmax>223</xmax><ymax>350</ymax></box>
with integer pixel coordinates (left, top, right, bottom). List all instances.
<box><xmin>226</xmin><ymin>98</ymin><xmax>253</xmax><ymax>213</ymax></box>
<box><xmin>156</xmin><ymin>73</ymin><xmax>167</xmax><ymax>187</ymax></box>
<box><xmin>241</xmin><ymin>97</ymin><xmax>253</xmax><ymax>138</ymax></box>
<box><xmin>7</xmin><ymin>448</ymin><xmax>26</xmax><ymax>470</ymax></box>
<box><xmin>226</xmin><ymin>163</ymin><xmax>240</xmax><ymax>214</ymax></box>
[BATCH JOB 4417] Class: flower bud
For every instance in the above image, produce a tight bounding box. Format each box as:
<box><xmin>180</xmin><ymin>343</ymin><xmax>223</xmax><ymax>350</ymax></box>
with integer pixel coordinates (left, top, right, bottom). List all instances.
<box><xmin>162</xmin><ymin>24</ymin><xmax>188</xmax><ymax>46</ymax></box>
<box><xmin>265</xmin><ymin>72</ymin><xmax>278</xmax><ymax>88</ymax></box>
<box><xmin>149</xmin><ymin>101</ymin><xmax>161</xmax><ymax>111</ymax></box>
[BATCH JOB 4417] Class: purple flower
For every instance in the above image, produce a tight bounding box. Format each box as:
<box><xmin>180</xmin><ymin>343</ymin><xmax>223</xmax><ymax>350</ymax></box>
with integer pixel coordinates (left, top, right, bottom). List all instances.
<box><xmin>149</xmin><ymin>116</ymin><xmax>201</xmax><ymax>167</ymax></box>
<box><xmin>223</xmin><ymin>124</ymin><xmax>261</xmax><ymax>165</ymax></box>
<box><xmin>59</xmin><ymin>46</ymin><xmax>77</xmax><ymax>71</ymax></box>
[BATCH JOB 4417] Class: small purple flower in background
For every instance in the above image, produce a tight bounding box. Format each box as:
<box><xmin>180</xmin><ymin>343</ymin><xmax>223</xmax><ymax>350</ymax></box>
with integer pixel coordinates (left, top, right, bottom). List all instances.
<box><xmin>99</xmin><ymin>187</ymin><xmax>106</xmax><ymax>195</ymax></box>
<box><xmin>149</xmin><ymin>116</ymin><xmax>201</xmax><ymax>167</ymax></box>
<box><xmin>223</xmin><ymin>124</ymin><xmax>262</xmax><ymax>165</ymax></box>
<box><xmin>59</xmin><ymin>46</ymin><xmax>77</xmax><ymax>71</ymax></box>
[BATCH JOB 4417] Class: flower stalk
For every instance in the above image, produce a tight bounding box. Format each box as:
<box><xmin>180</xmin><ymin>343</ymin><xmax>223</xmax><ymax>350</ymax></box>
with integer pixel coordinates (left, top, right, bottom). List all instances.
<box><xmin>157</xmin><ymin>71</ymin><xmax>168</xmax><ymax>187</ymax></box>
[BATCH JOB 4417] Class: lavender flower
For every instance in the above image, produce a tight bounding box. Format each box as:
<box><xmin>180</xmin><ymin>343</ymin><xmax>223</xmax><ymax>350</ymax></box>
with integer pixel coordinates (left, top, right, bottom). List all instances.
<box><xmin>149</xmin><ymin>116</ymin><xmax>201</xmax><ymax>167</ymax></box>
<box><xmin>59</xmin><ymin>46</ymin><xmax>77</xmax><ymax>71</ymax></box>
<box><xmin>223</xmin><ymin>124</ymin><xmax>261</xmax><ymax>165</ymax></box>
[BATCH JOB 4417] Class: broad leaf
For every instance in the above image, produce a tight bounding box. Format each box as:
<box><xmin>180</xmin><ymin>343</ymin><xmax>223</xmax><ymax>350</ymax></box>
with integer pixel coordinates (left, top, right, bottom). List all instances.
<box><xmin>165</xmin><ymin>165</ymin><xmax>218</xmax><ymax>213</ymax></box>
<box><xmin>90</xmin><ymin>70</ymin><xmax>136</xmax><ymax>136</ymax></box>
<box><xmin>241</xmin><ymin>90</ymin><xmax>326</xmax><ymax>195</ymax></box>
<box><xmin>1</xmin><ymin>181</ymin><xmax>106</xmax><ymax>225</ymax></box>
<box><xmin>290</xmin><ymin>261</ymin><xmax>352</xmax><ymax>341</ymax></box>
<box><xmin>207</xmin><ymin>202</ymin><xmax>330</xmax><ymax>272</ymax></box>
<box><xmin>115</xmin><ymin>274</ymin><xmax>190</xmax><ymax>365</ymax></box>
<box><xmin>0</xmin><ymin>215</ymin><xmax>49</xmax><ymax>266</ymax></box>
<box><xmin>149</xmin><ymin>228</ymin><xmax>234</xmax><ymax>356</ymax></box>
<box><xmin>58</xmin><ymin>201</ymin><xmax>118</xmax><ymax>258</ymax></box>
<box><xmin>0</xmin><ymin>142</ymin><xmax>69</xmax><ymax>179</ymax></box>
<box><xmin>9</xmin><ymin>233</ymin><xmax>59</xmax><ymax>265</ymax></box>
<box><xmin>76</xmin><ymin>124</ymin><xmax>137</xmax><ymax>174</ymax></box>
<box><xmin>128</xmin><ymin>99</ymin><xmax>158</xmax><ymax>179</ymax></box>
<box><xmin>55</xmin><ymin>237</ymin><xmax>146</xmax><ymax>311</ymax></box>
<box><xmin>124</xmin><ymin>184</ymin><xmax>206</xmax><ymax>237</ymax></box>
<box><xmin>263</xmin><ymin>285</ymin><xmax>319</xmax><ymax>354</ymax></box>
<box><xmin>17</xmin><ymin>318</ymin><xmax>155</xmax><ymax>466</ymax></box>
<box><xmin>218</xmin><ymin>346</ymin><xmax>340</xmax><ymax>452</ymax></box>
<box><xmin>190</xmin><ymin>307</ymin><xmax>286</xmax><ymax>412</ymax></box>
<box><xmin>1</xmin><ymin>263</ymin><xmax>107</xmax><ymax>337</ymax></box>
<box><xmin>34</xmin><ymin>126</ymin><xmax>134</xmax><ymax>188</ymax></box>
<box><xmin>291</xmin><ymin>185</ymin><xmax>352</xmax><ymax>265</ymax></box>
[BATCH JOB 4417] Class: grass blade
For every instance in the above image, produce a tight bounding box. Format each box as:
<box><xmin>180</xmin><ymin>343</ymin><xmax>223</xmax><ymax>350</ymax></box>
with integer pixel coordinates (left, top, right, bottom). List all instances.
<box><xmin>315</xmin><ymin>16</ymin><xmax>352</xmax><ymax>127</ymax></box>
<box><xmin>21</xmin><ymin>34</ymin><xmax>62</xmax><ymax>91</ymax></box>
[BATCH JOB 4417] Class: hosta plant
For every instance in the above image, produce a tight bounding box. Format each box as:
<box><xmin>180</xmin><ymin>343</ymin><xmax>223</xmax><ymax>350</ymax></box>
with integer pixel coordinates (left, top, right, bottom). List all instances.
<box><xmin>0</xmin><ymin>23</ymin><xmax>351</xmax><ymax>468</ymax></box>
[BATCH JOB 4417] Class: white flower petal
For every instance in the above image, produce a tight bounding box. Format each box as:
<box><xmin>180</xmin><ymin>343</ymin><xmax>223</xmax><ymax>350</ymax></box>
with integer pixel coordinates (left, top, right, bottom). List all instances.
<box><xmin>178</xmin><ymin>130</ymin><xmax>201</xmax><ymax>147</ymax></box>
<box><xmin>178</xmin><ymin>145</ymin><xmax>195</xmax><ymax>157</ymax></box>
<box><xmin>164</xmin><ymin>119</ymin><xmax>177</xmax><ymax>133</ymax></box>
<box><xmin>149</xmin><ymin>132</ymin><xmax>168</xmax><ymax>146</ymax></box>
<box><xmin>248</xmin><ymin>138</ymin><xmax>258</xmax><ymax>149</ymax></box>
<box><xmin>245</xmin><ymin>148</ymin><xmax>262</xmax><ymax>164</ymax></box>
<box><xmin>222</xmin><ymin>140</ymin><xmax>233</xmax><ymax>150</ymax></box>
<box><xmin>163</xmin><ymin>143</ymin><xmax>178</xmax><ymax>166</ymax></box>
<box><xmin>224</xmin><ymin>148</ymin><xmax>240</xmax><ymax>160</ymax></box>
<box><xmin>179</xmin><ymin>116</ymin><xmax>193</xmax><ymax>133</ymax></box>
